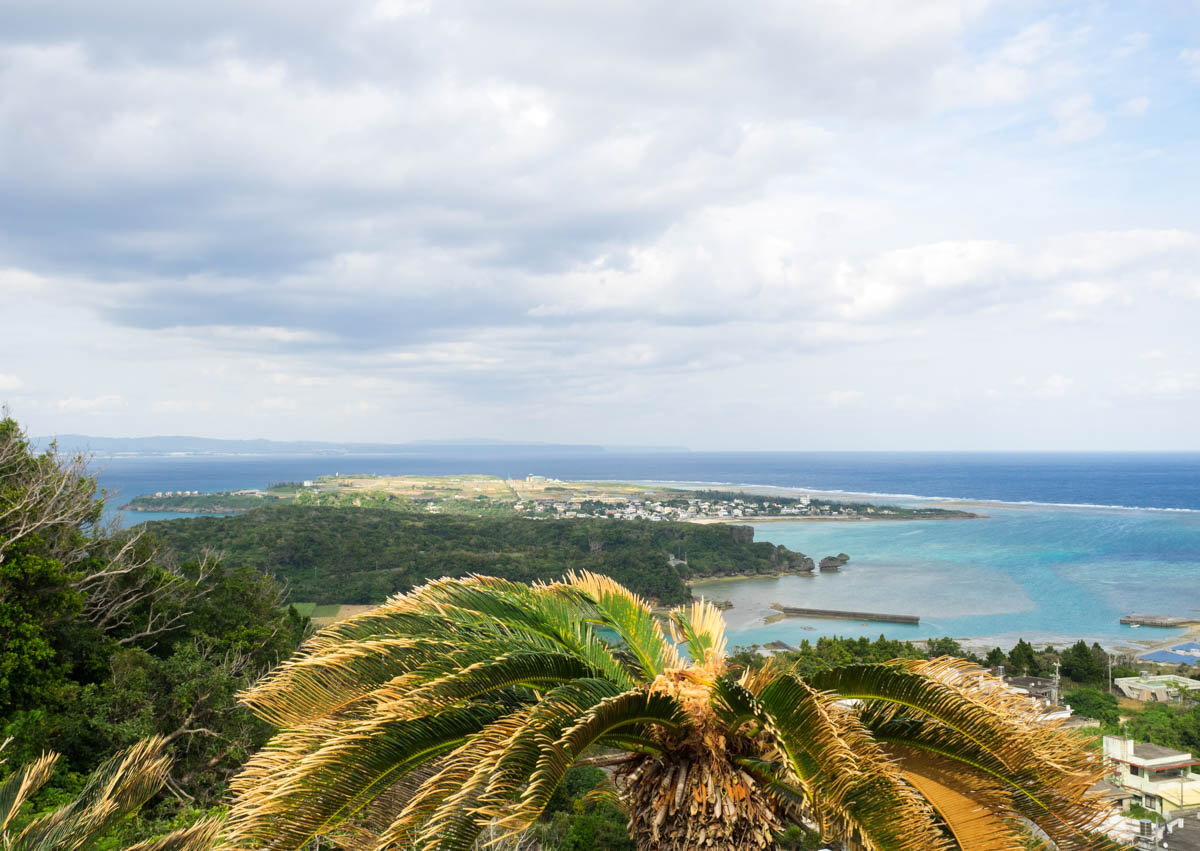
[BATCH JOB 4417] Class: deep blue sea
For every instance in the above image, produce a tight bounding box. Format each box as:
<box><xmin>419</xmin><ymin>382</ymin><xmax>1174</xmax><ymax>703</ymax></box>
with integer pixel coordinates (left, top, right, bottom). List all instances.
<box><xmin>93</xmin><ymin>451</ymin><xmax>1200</xmax><ymax>649</ymax></box>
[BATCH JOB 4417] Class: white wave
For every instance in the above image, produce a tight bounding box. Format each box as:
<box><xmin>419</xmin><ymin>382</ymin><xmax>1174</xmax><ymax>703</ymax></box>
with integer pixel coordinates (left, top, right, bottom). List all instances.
<box><xmin>634</xmin><ymin>479</ymin><xmax>1200</xmax><ymax>514</ymax></box>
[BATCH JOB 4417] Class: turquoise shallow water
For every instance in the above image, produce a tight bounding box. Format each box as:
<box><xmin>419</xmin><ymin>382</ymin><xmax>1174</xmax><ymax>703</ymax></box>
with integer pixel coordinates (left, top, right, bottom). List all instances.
<box><xmin>94</xmin><ymin>453</ymin><xmax>1200</xmax><ymax>649</ymax></box>
<box><xmin>694</xmin><ymin>504</ymin><xmax>1200</xmax><ymax>650</ymax></box>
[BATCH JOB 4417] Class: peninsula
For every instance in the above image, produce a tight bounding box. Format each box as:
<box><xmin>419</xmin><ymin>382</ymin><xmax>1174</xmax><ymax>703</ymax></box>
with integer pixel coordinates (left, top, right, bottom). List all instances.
<box><xmin>122</xmin><ymin>474</ymin><xmax>980</xmax><ymax>521</ymax></box>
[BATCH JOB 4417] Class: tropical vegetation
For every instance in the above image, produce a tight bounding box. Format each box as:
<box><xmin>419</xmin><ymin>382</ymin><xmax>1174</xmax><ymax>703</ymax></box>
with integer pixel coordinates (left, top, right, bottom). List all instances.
<box><xmin>0</xmin><ymin>416</ymin><xmax>304</xmax><ymax>846</ymax></box>
<box><xmin>224</xmin><ymin>572</ymin><xmax>1120</xmax><ymax>850</ymax></box>
<box><xmin>146</xmin><ymin>506</ymin><xmax>813</xmax><ymax>605</ymax></box>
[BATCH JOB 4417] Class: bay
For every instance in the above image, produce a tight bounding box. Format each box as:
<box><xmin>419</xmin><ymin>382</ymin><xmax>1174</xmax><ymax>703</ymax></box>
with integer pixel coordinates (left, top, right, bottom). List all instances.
<box><xmin>89</xmin><ymin>451</ymin><xmax>1200</xmax><ymax>648</ymax></box>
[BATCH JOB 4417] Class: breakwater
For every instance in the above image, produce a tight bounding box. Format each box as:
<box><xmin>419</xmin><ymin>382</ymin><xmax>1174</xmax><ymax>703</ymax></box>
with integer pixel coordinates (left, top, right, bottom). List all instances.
<box><xmin>770</xmin><ymin>604</ymin><xmax>919</xmax><ymax>625</ymax></box>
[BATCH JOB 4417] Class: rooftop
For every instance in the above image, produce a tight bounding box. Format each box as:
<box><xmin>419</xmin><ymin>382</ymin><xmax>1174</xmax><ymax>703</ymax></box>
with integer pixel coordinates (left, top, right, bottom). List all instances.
<box><xmin>1007</xmin><ymin>676</ymin><xmax>1055</xmax><ymax>688</ymax></box>
<box><xmin>1134</xmin><ymin>742</ymin><xmax>1190</xmax><ymax>761</ymax></box>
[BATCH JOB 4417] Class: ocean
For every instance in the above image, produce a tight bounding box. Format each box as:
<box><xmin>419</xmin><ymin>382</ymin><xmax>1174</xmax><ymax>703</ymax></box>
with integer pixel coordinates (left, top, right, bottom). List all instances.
<box><xmin>92</xmin><ymin>451</ymin><xmax>1200</xmax><ymax>649</ymax></box>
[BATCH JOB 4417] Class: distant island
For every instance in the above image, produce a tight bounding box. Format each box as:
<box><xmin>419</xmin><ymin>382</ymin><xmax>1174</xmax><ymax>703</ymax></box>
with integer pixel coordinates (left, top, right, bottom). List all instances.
<box><xmin>121</xmin><ymin>474</ymin><xmax>980</xmax><ymax>521</ymax></box>
<box><xmin>38</xmin><ymin>433</ymin><xmax>686</xmax><ymax>457</ymax></box>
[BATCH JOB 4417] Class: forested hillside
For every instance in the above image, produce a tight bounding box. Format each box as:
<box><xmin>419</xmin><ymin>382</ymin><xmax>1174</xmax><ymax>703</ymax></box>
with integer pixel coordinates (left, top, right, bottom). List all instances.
<box><xmin>0</xmin><ymin>417</ymin><xmax>306</xmax><ymax>845</ymax></box>
<box><xmin>146</xmin><ymin>506</ymin><xmax>814</xmax><ymax>605</ymax></box>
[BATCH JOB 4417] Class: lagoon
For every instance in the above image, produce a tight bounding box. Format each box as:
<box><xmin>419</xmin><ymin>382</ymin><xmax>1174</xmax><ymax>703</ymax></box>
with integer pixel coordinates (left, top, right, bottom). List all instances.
<box><xmin>90</xmin><ymin>451</ymin><xmax>1200</xmax><ymax>649</ymax></box>
<box><xmin>697</xmin><ymin>503</ymin><xmax>1200</xmax><ymax>650</ymax></box>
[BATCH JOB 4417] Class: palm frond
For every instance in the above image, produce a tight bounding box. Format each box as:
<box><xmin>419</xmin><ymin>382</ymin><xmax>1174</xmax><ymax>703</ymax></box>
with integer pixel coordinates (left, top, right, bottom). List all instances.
<box><xmin>122</xmin><ymin>816</ymin><xmax>224</xmax><ymax>851</ymax></box>
<box><xmin>669</xmin><ymin>599</ymin><xmax>727</xmax><ymax>671</ymax></box>
<box><xmin>737</xmin><ymin>672</ymin><xmax>949</xmax><ymax>851</ymax></box>
<box><xmin>224</xmin><ymin>703</ymin><xmax>512</xmax><ymax>850</ymax></box>
<box><xmin>12</xmin><ymin>737</ymin><xmax>171</xmax><ymax>851</ymax></box>
<box><xmin>889</xmin><ymin>745</ymin><xmax>1028</xmax><ymax>851</ymax></box>
<box><xmin>241</xmin><ymin>577</ymin><xmax>641</xmax><ymax>729</ymax></box>
<box><xmin>563</xmin><ymin>571</ymin><xmax>680</xmax><ymax>678</ymax></box>
<box><xmin>816</xmin><ymin>659</ymin><xmax>1116</xmax><ymax>846</ymax></box>
<box><xmin>377</xmin><ymin>650</ymin><xmax>601</xmax><ymax>719</ymax></box>
<box><xmin>0</xmin><ymin>752</ymin><xmax>59</xmax><ymax>837</ymax></box>
<box><xmin>500</xmin><ymin>689</ymin><xmax>688</xmax><ymax>834</ymax></box>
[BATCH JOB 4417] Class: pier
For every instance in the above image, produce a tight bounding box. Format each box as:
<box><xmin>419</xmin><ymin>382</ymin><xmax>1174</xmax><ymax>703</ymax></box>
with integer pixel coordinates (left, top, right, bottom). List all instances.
<box><xmin>1121</xmin><ymin>613</ymin><xmax>1200</xmax><ymax>628</ymax></box>
<box><xmin>770</xmin><ymin>604</ymin><xmax>919</xmax><ymax>625</ymax></box>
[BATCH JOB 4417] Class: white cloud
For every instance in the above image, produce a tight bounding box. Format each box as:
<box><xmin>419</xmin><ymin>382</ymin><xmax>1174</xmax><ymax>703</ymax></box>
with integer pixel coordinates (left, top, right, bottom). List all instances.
<box><xmin>1035</xmin><ymin>375</ymin><xmax>1071</xmax><ymax>398</ymax></box>
<box><xmin>1047</xmin><ymin>94</ymin><xmax>1106</xmax><ymax>143</ymax></box>
<box><xmin>826</xmin><ymin>390</ymin><xmax>865</xmax><ymax>407</ymax></box>
<box><xmin>151</xmin><ymin>399</ymin><xmax>212</xmax><ymax>413</ymax></box>
<box><xmin>1060</xmin><ymin>281</ymin><xmax>1114</xmax><ymax>307</ymax></box>
<box><xmin>1146</xmin><ymin>373</ymin><xmax>1196</xmax><ymax>398</ymax></box>
<box><xmin>203</xmin><ymin>326</ymin><xmax>335</xmax><ymax>344</ymax></box>
<box><xmin>2</xmin><ymin>1</ymin><xmax>1198</xmax><ymax>449</ymax></box>
<box><xmin>0</xmin><ymin>268</ymin><xmax>48</xmax><ymax>292</ymax></box>
<box><xmin>55</xmin><ymin>395</ymin><xmax>126</xmax><ymax>412</ymax></box>
<box><xmin>343</xmin><ymin>400</ymin><xmax>379</xmax><ymax>415</ymax></box>
<box><xmin>1114</xmin><ymin>32</ymin><xmax>1150</xmax><ymax>59</ymax></box>
<box><xmin>1181</xmin><ymin>49</ymin><xmax>1200</xmax><ymax>82</ymax></box>
<box><xmin>1121</xmin><ymin>96</ymin><xmax>1150</xmax><ymax>116</ymax></box>
<box><xmin>0</xmin><ymin>374</ymin><xmax>23</xmax><ymax>391</ymax></box>
<box><xmin>257</xmin><ymin>396</ymin><xmax>297</xmax><ymax>412</ymax></box>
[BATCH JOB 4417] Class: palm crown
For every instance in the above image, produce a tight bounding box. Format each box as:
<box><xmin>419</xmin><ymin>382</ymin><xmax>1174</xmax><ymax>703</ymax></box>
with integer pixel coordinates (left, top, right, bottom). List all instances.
<box><xmin>223</xmin><ymin>572</ymin><xmax>1118</xmax><ymax>850</ymax></box>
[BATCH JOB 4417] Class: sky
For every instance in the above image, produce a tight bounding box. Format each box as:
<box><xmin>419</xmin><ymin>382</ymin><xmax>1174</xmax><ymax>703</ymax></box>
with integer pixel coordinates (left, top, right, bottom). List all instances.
<box><xmin>1</xmin><ymin>1</ymin><xmax>1198</xmax><ymax>450</ymax></box>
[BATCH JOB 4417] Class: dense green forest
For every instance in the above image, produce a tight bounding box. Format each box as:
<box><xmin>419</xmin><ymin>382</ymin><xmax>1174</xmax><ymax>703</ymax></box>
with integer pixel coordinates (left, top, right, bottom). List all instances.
<box><xmin>0</xmin><ymin>418</ymin><xmax>306</xmax><ymax>844</ymax></box>
<box><xmin>145</xmin><ymin>506</ymin><xmax>815</xmax><ymax>605</ymax></box>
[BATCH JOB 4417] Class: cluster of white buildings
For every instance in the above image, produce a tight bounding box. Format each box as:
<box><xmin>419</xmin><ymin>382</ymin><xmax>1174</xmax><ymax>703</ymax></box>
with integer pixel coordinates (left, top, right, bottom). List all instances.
<box><xmin>514</xmin><ymin>494</ymin><xmax>837</xmax><ymax>522</ymax></box>
<box><xmin>152</xmin><ymin>489</ymin><xmax>200</xmax><ymax>497</ymax></box>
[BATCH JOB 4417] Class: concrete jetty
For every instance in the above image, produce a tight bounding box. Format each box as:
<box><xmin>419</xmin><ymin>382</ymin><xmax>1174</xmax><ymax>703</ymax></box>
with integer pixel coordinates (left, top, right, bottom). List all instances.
<box><xmin>1121</xmin><ymin>613</ymin><xmax>1200</xmax><ymax>628</ymax></box>
<box><xmin>770</xmin><ymin>604</ymin><xmax>919</xmax><ymax>625</ymax></box>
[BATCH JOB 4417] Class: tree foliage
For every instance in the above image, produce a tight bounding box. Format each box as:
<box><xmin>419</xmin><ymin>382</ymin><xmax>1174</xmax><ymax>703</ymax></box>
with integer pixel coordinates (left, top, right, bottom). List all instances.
<box><xmin>223</xmin><ymin>573</ymin><xmax>1119</xmax><ymax>851</ymax></box>
<box><xmin>147</xmin><ymin>506</ymin><xmax>814</xmax><ymax>605</ymax></box>
<box><xmin>0</xmin><ymin>416</ymin><xmax>305</xmax><ymax>845</ymax></box>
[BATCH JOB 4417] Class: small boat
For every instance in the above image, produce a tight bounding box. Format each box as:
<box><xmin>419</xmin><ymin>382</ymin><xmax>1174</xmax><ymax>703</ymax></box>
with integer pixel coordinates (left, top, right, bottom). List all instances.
<box><xmin>1129</xmin><ymin>624</ymin><xmax>1140</xmax><ymax>629</ymax></box>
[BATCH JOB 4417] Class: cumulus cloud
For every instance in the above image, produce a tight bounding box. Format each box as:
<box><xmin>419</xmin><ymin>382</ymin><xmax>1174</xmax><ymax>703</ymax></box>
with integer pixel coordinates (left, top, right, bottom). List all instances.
<box><xmin>0</xmin><ymin>373</ymin><xmax>23</xmax><ymax>390</ymax></box>
<box><xmin>2</xmin><ymin>0</ymin><xmax>1198</xmax><ymax>448</ymax></box>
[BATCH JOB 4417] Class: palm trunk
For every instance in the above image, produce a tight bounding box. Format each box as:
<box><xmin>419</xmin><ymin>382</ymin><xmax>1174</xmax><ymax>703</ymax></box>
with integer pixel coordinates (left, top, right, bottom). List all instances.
<box><xmin>622</xmin><ymin>753</ymin><xmax>780</xmax><ymax>850</ymax></box>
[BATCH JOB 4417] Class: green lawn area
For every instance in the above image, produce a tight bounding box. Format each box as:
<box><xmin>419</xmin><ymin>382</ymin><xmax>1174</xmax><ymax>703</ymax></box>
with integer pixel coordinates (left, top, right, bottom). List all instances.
<box><xmin>289</xmin><ymin>602</ymin><xmax>317</xmax><ymax>617</ymax></box>
<box><xmin>311</xmin><ymin>603</ymin><xmax>342</xmax><ymax>618</ymax></box>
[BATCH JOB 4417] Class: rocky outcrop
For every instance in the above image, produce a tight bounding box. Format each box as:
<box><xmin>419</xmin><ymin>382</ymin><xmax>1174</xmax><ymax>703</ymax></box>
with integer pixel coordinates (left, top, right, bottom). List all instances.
<box><xmin>819</xmin><ymin>553</ymin><xmax>850</xmax><ymax>571</ymax></box>
<box><xmin>769</xmin><ymin>544</ymin><xmax>814</xmax><ymax>573</ymax></box>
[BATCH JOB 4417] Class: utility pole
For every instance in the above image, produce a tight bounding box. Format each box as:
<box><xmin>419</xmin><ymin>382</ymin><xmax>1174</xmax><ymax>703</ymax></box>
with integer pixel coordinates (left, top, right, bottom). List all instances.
<box><xmin>1109</xmin><ymin>652</ymin><xmax>1113</xmax><ymax>694</ymax></box>
<box><xmin>1054</xmin><ymin>661</ymin><xmax>1062</xmax><ymax>706</ymax></box>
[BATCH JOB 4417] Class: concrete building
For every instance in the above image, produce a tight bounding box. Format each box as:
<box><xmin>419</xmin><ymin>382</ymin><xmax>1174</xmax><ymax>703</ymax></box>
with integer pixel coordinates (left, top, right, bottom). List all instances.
<box><xmin>1104</xmin><ymin>736</ymin><xmax>1200</xmax><ymax>819</ymax></box>
<box><xmin>1115</xmin><ymin>673</ymin><xmax>1200</xmax><ymax>703</ymax></box>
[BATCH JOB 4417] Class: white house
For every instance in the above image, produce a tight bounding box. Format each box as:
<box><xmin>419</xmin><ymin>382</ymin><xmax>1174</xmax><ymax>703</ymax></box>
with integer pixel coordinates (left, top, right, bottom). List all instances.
<box><xmin>1103</xmin><ymin>736</ymin><xmax>1200</xmax><ymax>819</ymax></box>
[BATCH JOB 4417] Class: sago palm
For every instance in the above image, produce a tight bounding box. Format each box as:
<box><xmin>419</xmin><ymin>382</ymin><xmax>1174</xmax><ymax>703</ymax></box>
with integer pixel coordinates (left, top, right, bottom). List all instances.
<box><xmin>0</xmin><ymin>736</ymin><xmax>221</xmax><ymax>851</ymax></box>
<box><xmin>223</xmin><ymin>573</ymin><xmax>1119</xmax><ymax>850</ymax></box>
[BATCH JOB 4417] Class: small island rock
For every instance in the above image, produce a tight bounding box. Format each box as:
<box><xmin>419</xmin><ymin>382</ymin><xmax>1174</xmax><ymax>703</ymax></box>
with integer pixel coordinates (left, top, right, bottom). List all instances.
<box><xmin>819</xmin><ymin>553</ymin><xmax>850</xmax><ymax>571</ymax></box>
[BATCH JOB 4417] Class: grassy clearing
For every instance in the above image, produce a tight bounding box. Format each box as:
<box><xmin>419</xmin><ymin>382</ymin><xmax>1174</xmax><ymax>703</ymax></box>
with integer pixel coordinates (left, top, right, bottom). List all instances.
<box><xmin>310</xmin><ymin>603</ymin><xmax>381</xmax><ymax>627</ymax></box>
<box><xmin>289</xmin><ymin>602</ymin><xmax>317</xmax><ymax>617</ymax></box>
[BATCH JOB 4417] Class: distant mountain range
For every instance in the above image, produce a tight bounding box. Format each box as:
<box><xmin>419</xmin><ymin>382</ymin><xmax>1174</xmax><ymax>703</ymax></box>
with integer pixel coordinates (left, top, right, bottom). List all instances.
<box><xmin>34</xmin><ymin>434</ymin><xmax>689</xmax><ymax>457</ymax></box>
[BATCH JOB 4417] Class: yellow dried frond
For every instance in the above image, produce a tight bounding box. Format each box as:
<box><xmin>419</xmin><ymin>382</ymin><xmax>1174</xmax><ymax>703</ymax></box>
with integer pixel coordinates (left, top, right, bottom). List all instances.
<box><xmin>0</xmin><ymin>750</ymin><xmax>59</xmax><ymax>834</ymax></box>
<box><xmin>890</xmin><ymin>745</ymin><xmax>1028</xmax><ymax>851</ymax></box>
<box><xmin>564</xmin><ymin>570</ymin><xmax>653</xmax><ymax>612</ymax></box>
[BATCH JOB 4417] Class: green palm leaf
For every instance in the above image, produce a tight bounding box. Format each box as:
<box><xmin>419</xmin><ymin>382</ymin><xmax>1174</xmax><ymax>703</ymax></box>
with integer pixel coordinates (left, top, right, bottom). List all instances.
<box><xmin>222</xmin><ymin>575</ymin><xmax>1122</xmax><ymax>851</ymax></box>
